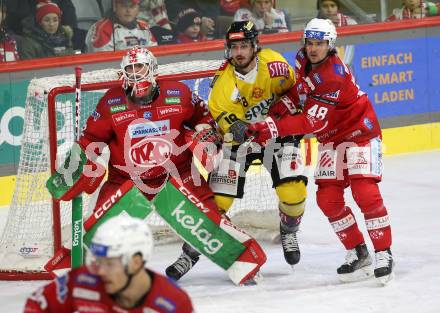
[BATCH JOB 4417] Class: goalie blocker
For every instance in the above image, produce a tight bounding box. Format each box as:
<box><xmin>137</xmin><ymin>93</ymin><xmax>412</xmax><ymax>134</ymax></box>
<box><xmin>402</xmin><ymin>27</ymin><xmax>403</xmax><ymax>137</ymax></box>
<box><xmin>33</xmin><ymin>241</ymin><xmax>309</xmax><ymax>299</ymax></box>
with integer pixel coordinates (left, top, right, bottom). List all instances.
<box><xmin>46</xmin><ymin>170</ymin><xmax>266</xmax><ymax>285</ymax></box>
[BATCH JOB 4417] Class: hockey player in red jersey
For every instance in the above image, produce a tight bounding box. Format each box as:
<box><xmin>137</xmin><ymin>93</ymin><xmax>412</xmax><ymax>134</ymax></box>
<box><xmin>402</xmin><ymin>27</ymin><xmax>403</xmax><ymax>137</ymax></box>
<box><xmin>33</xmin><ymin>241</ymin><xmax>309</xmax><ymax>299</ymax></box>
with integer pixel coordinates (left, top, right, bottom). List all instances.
<box><xmin>247</xmin><ymin>18</ymin><xmax>394</xmax><ymax>284</ymax></box>
<box><xmin>46</xmin><ymin>46</ymin><xmax>266</xmax><ymax>286</ymax></box>
<box><xmin>24</xmin><ymin>215</ymin><xmax>194</xmax><ymax>313</ymax></box>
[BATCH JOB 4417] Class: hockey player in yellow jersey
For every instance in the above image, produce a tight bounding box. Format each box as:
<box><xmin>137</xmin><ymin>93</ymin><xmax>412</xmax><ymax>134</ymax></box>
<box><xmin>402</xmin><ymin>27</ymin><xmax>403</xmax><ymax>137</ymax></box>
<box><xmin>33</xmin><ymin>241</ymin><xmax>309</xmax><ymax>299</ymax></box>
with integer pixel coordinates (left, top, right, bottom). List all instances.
<box><xmin>209</xmin><ymin>20</ymin><xmax>308</xmax><ymax>268</ymax></box>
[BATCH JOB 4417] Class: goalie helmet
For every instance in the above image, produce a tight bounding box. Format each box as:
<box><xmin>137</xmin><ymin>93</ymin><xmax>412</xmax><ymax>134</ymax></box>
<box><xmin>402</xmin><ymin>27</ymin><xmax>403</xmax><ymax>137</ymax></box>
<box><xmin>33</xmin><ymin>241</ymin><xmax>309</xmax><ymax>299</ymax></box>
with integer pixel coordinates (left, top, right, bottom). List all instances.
<box><xmin>87</xmin><ymin>214</ymin><xmax>153</xmax><ymax>267</ymax></box>
<box><xmin>225</xmin><ymin>20</ymin><xmax>259</xmax><ymax>58</ymax></box>
<box><xmin>303</xmin><ymin>18</ymin><xmax>337</xmax><ymax>49</ymax></box>
<box><xmin>121</xmin><ymin>46</ymin><xmax>158</xmax><ymax>100</ymax></box>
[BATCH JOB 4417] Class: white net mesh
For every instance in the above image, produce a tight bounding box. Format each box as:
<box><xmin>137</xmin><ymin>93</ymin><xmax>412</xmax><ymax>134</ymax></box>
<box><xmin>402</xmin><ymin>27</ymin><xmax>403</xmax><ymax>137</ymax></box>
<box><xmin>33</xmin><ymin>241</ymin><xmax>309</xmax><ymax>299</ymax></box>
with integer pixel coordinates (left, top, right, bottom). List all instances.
<box><xmin>0</xmin><ymin>60</ymin><xmax>279</xmax><ymax>274</ymax></box>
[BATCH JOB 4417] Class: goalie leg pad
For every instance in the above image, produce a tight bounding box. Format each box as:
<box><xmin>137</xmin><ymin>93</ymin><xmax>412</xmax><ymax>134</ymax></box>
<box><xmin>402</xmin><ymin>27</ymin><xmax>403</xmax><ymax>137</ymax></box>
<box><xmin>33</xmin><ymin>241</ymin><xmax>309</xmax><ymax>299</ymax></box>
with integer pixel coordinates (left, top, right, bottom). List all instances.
<box><xmin>155</xmin><ymin>179</ymin><xmax>266</xmax><ymax>285</ymax></box>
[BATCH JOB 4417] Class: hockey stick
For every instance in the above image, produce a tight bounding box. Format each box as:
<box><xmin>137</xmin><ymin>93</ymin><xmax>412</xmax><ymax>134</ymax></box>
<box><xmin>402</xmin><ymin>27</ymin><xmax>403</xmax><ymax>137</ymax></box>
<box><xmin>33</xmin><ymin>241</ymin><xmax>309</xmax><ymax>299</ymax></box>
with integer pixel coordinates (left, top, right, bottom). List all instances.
<box><xmin>71</xmin><ymin>66</ymin><xmax>83</xmax><ymax>269</ymax></box>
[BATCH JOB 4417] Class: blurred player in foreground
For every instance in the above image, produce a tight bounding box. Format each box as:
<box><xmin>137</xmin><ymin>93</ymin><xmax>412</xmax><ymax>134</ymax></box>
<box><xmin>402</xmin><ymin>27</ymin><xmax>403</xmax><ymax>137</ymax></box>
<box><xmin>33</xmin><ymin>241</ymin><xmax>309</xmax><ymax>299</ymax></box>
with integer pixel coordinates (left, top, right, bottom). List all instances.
<box><xmin>24</xmin><ymin>215</ymin><xmax>194</xmax><ymax>312</ymax></box>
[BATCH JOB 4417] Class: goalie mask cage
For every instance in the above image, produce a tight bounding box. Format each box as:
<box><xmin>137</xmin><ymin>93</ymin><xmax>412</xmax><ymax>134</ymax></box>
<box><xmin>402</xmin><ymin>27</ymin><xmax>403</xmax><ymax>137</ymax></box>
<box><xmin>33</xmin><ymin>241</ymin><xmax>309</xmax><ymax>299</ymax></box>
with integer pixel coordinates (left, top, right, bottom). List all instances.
<box><xmin>0</xmin><ymin>60</ymin><xmax>305</xmax><ymax>280</ymax></box>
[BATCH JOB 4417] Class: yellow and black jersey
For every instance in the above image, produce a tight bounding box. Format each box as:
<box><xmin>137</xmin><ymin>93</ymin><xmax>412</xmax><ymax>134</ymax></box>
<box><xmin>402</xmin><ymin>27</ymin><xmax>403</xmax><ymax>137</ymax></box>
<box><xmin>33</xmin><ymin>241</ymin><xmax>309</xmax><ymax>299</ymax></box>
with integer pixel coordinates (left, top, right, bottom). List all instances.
<box><xmin>208</xmin><ymin>48</ymin><xmax>295</xmax><ymax>143</ymax></box>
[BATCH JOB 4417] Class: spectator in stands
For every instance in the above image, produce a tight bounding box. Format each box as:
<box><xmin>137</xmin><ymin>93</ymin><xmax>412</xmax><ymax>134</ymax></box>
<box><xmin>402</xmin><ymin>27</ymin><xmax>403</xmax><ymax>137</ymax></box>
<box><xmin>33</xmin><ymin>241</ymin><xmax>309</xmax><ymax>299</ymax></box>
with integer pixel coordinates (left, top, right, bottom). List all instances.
<box><xmin>18</xmin><ymin>0</ymin><xmax>74</xmax><ymax>59</ymax></box>
<box><xmin>86</xmin><ymin>0</ymin><xmax>157</xmax><ymax>52</ymax></box>
<box><xmin>316</xmin><ymin>0</ymin><xmax>357</xmax><ymax>27</ymax></box>
<box><xmin>137</xmin><ymin>0</ymin><xmax>171</xmax><ymax>30</ymax></box>
<box><xmin>4</xmin><ymin>0</ymin><xmax>85</xmax><ymax>51</ymax></box>
<box><xmin>165</xmin><ymin>0</ymin><xmax>217</xmax><ymax>39</ymax></box>
<box><xmin>175</xmin><ymin>8</ymin><xmax>208</xmax><ymax>43</ymax></box>
<box><xmin>0</xmin><ymin>3</ymin><xmax>20</xmax><ymax>62</ymax></box>
<box><xmin>387</xmin><ymin>0</ymin><xmax>440</xmax><ymax>21</ymax></box>
<box><xmin>233</xmin><ymin>0</ymin><xmax>289</xmax><ymax>34</ymax></box>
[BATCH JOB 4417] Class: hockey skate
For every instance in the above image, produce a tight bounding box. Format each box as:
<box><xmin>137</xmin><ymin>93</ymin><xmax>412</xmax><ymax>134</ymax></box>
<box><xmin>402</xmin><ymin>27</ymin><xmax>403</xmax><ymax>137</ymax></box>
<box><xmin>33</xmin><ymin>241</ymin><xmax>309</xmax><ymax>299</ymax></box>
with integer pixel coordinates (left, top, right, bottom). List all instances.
<box><xmin>337</xmin><ymin>243</ymin><xmax>373</xmax><ymax>282</ymax></box>
<box><xmin>374</xmin><ymin>249</ymin><xmax>394</xmax><ymax>285</ymax></box>
<box><xmin>280</xmin><ymin>226</ymin><xmax>301</xmax><ymax>267</ymax></box>
<box><xmin>166</xmin><ymin>243</ymin><xmax>200</xmax><ymax>281</ymax></box>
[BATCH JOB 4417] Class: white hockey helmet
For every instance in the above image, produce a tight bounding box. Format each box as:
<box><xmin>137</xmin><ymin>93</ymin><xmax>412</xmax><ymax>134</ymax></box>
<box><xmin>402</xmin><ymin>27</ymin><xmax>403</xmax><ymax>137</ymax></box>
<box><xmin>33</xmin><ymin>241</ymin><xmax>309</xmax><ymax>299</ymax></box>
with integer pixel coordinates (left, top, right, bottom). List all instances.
<box><xmin>303</xmin><ymin>18</ymin><xmax>337</xmax><ymax>49</ymax></box>
<box><xmin>87</xmin><ymin>214</ymin><xmax>154</xmax><ymax>267</ymax></box>
<box><xmin>121</xmin><ymin>46</ymin><xmax>158</xmax><ymax>98</ymax></box>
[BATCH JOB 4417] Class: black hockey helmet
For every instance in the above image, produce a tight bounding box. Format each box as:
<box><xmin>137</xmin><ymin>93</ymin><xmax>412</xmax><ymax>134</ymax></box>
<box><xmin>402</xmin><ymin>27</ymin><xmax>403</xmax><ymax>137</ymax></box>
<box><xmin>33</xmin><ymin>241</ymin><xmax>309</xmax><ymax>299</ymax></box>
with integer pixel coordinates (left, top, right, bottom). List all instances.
<box><xmin>225</xmin><ymin>20</ymin><xmax>259</xmax><ymax>47</ymax></box>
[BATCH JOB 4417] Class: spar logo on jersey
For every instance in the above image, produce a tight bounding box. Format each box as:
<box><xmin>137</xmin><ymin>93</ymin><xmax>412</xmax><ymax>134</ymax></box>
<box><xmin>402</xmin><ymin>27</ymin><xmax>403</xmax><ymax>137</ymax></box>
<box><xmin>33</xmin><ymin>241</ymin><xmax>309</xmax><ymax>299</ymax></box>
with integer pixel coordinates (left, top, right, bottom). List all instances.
<box><xmin>267</xmin><ymin>61</ymin><xmax>290</xmax><ymax>78</ymax></box>
<box><xmin>129</xmin><ymin>137</ymin><xmax>172</xmax><ymax>167</ymax></box>
<box><xmin>244</xmin><ymin>94</ymin><xmax>275</xmax><ymax>121</ymax></box>
<box><xmin>157</xmin><ymin>105</ymin><xmax>182</xmax><ymax>118</ymax></box>
<box><xmin>128</xmin><ymin>120</ymin><xmax>170</xmax><ymax>138</ymax></box>
<box><xmin>112</xmin><ymin>110</ymin><xmax>137</xmax><ymax>125</ymax></box>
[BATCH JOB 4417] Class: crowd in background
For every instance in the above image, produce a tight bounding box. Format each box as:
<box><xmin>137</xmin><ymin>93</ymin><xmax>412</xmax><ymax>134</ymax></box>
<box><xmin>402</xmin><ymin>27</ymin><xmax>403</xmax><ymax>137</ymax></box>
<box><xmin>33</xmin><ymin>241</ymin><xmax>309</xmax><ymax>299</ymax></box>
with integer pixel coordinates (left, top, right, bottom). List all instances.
<box><xmin>1</xmin><ymin>0</ymin><xmax>440</xmax><ymax>62</ymax></box>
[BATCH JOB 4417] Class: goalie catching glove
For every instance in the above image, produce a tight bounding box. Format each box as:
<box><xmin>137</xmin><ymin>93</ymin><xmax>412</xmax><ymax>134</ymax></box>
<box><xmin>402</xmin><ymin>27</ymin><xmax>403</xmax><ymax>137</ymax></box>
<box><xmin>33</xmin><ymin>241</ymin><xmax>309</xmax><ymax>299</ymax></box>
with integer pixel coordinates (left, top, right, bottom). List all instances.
<box><xmin>186</xmin><ymin>124</ymin><xmax>223</xmax><ymax>172</ymax></box>
<box><xmin>46</xmin><ymin>142</ymin><xmax>106</xmax><ymax>201</ymax></box>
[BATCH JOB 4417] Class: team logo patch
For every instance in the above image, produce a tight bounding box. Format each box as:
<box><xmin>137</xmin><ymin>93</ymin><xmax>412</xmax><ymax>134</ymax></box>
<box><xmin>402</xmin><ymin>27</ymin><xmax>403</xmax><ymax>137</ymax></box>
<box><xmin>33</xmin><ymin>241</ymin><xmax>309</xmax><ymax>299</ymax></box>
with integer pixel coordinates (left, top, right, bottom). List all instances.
<box><xmin>112</xmin><ymin>110</ymin><xmax>137</xmax><ymax>125</ymax></box>
<box><xmin>166</xmin><ymin>89</ymin><xmax>181</xmax><ymax>96</ymax></box>
<box><xmin>157</xmin><ymin>105</ymin><xmax>182</xmax><ymax>118</ymax></box>
<box><xmin>128</xmin><ymin>120</ymin><xmax>170</xmax><ymax>138</ymax></box>
<box><xmin>333</xmin><ymin>64</ymin><xmax>345</xmax><ymax>77</ymax></box>
<box><xmin>324</xmin><ymin>90</ymin><xmax>340</xmax><ymax>100</ymax></box>
<box><xmin>106</xmin><ymin>96</ymin><xmax>124</xmax><ymax>106</ymax></box>
<box><xmin>313</xmin><ymin>73</ymin><xmax>323</xmax><ymax>84</ymax></box>
<box><xmin>165</xmin><ymin>97</ymin><xmax>181</xmax><ymax>104</ymax></box>
<box><xmin>364</xmin><ymin>117</ymin><xmax>373</xmax><ymax>130</ymax></box>
<box><xmin>91</xmin><ymin>110</ymin><xmax>101</xmax><ymax>121</ymax></box>
<box><xmin>109</xmin><ymin>105</ymin><xmax>127</xmax><ymax>113</ymax></box>
<box><xmin>129</xmin><ymin>137</ymin><xmax>172</xmax><ymax>167</ymax></box>
<box><xmin>267</xmin><ymin>61</ymin><xmax>290</xmax><ymax>78</ymax></box>
<box><xmin>252</xmin><ymin>87</ymin><xmax>264</xmax><ymax>99</ymax></box>
<box><xmin>143</xmin><ymin>111</ymin><xmax>152</xmax><ymax>119</ymax></box>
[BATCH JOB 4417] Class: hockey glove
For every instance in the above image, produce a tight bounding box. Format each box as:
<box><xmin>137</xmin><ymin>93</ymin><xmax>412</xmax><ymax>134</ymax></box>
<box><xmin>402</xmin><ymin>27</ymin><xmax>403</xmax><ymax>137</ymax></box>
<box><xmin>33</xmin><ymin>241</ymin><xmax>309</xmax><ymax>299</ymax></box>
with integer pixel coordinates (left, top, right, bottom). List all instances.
<box><xmin>294</xmin><ymin>77</ymin><xmax>315</xmax><ymax>95</ymax></box>
<box><xmin>229</xmin><ymin>120</ymin><xmax>249</xmax><ymax>144</ymax></box>
<box><xmin>46</xmin><ymin>142</ymin><xmax>106</xmax><ymax>201</ymax></box>
<box><xmin>246</xmin><ymin>117</ymin><xmax>279</xmax><ymax>146</ymax></box>
<box><xmin>269</xmin><ymin>95</ymin><xmax>300</xmax><ymax>120</ymax></box>
<box><xmin>188</xmin><ymin>124</ymin><xmax>223</xmax><ymax>172</ymax></box>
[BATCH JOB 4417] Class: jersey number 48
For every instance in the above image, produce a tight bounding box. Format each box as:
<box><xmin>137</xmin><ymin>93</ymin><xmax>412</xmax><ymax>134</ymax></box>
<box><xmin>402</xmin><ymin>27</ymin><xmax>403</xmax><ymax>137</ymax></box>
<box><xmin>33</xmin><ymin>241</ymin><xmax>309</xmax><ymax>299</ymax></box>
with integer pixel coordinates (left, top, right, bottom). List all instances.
<box><xmin>307</xmin><ymin>104</ymin><xmax>328</xmax><ymax>120</ymax></box>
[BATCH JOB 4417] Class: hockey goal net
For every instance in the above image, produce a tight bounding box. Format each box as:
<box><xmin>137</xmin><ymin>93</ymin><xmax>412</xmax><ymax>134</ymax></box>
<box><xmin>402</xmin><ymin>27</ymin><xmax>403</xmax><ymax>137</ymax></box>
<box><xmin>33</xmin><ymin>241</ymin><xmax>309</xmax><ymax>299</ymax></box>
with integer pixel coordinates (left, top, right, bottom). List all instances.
<box><xmin>0</xmin><ymin>60</ymin><xmax>305</xmax><ymax>280</ymax></box>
